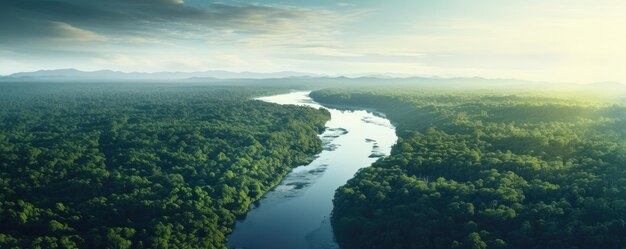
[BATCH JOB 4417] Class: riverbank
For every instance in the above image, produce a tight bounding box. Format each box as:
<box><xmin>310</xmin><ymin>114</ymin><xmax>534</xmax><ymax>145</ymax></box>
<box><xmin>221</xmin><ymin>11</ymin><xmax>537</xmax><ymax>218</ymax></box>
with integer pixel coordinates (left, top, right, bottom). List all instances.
<box><xmin>228</xmin><ymin>91</ymin><xmax>397</xmax><ymax>249</ymax></box>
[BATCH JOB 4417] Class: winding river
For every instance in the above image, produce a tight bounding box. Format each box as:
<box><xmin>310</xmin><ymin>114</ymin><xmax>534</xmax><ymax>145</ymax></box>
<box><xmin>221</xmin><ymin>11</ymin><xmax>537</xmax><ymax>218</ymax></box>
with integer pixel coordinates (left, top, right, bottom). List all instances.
<box><xmin>228</xmin><ymin>91</ymin><xmax>397</xmax><ymax>249</ymax></box>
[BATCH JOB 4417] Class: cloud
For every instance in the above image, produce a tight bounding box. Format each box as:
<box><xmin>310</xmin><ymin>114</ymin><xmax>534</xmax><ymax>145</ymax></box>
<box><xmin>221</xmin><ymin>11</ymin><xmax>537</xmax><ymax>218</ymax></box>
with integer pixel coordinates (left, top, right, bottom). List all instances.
<box><xmin>50</xmin><ymin>22</ymin><xmax>107</xmax><ymax>42</ymax></box>
<box><xmin>0</xmin><ymin>0</ymin><xmax>346</xmax><ymax>45</ymax></box>
<box><xmin>0</xmin><ymin>0</ymin><xmax>364</xmax><ymax>75</ymax></box>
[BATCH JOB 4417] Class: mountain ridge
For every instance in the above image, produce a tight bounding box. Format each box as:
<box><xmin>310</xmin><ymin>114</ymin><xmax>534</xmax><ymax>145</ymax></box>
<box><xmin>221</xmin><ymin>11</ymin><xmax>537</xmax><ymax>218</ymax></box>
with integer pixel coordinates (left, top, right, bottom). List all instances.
<box><xmin>2</xmin><ymin>69</ymin><xmax>625</xmax><ymax>89</ymax></box>
<box><xmin>1</xmin><ymin>68</ymin><xmax>321</xmax><ymax>81</ymax></box>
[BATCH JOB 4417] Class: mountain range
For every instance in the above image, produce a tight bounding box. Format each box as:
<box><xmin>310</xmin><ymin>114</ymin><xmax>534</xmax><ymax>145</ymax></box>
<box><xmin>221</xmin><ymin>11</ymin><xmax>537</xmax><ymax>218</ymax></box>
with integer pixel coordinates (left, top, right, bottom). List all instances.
<box><xmin>0</xmin><ymin>69</ymin><xmax>321</xmax><ymax>81</ymax></box>
<box><xmin>1</xmin><ymin>69</ymin><xmax>625</xmax><ymax>91</ymax></box>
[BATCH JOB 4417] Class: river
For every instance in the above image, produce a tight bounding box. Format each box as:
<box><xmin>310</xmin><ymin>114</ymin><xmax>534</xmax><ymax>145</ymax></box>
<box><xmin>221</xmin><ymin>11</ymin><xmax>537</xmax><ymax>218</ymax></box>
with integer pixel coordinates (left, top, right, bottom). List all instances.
<box><xmin>228</xmin><ymin>91</ymin><xmax>397</xmax><ymax>249</ymax></box>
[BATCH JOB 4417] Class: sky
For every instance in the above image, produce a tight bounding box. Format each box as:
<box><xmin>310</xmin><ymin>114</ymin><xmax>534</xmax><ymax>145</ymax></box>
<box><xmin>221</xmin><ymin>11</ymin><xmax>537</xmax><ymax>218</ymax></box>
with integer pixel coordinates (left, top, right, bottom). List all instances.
<box><xmin>1</xmin><ymin>0</ymin><xmax>625</xmax><ymax>83</ymax></box>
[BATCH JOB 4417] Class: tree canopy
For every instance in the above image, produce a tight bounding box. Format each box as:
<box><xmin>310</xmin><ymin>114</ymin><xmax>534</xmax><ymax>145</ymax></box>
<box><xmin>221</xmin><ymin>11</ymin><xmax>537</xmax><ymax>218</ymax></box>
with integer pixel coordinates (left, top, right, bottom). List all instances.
<box><xmin>0</xmin><ymin>83</ymin><xmax>329</xmax><ymax>249</ymax></box>
<box><xmin>311</xmin><ymin>88</ymin><xmax>626</xmax><ymax>249</ymax></box>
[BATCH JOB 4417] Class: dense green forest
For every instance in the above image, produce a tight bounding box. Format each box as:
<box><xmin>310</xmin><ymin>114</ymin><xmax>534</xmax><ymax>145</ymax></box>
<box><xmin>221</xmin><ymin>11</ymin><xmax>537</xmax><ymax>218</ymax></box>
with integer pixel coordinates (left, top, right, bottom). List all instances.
<box><xmin>0</xmin><ymin>83</ymin><xmax>330</xmax><ymax>249</ymax></box>
<box><xmin>311</xmin><ymin>88</ymin><xmax>626</xmax><ymax>249</ymax></box>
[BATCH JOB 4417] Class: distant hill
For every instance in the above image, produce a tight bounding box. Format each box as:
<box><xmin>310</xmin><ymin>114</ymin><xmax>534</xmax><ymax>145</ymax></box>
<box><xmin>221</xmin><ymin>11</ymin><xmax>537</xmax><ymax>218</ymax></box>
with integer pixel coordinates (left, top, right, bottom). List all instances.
<box><xmin>2</xmin><ymin>69</ymin><xmax>625</xmax><ymax>94</ymax></box>
<box><xmin>0</xmin><ymin>69</ymin><xmax>320</xmax><ymax>82</ymax></box>
<box><xmin>588</xmin><ymin>81</ymin><xmax>626</xmax><ymax>89</ymax></box>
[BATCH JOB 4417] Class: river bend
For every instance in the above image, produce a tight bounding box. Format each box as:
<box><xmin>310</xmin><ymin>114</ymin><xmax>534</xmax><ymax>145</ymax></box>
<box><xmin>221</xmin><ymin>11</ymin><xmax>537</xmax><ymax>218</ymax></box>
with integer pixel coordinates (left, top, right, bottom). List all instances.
<box><xmin>228</xmin><ymin>91</ymin><xmax>397</xmax><ymax>249</ymax></box>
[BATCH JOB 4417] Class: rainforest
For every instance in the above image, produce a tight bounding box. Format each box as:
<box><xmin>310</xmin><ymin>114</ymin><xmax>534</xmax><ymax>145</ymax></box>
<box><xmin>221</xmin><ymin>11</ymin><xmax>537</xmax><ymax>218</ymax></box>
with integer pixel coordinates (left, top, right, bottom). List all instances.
<box><xmin>2</xmin><ymin>1</ymin><xmax>626</xmax><ymax>248</ymax></box>
<box><xmin>311</xmin><ymin>88</ymin><xmax>626</xmax><ymax>249</ymax></box>
<box><xmin>0</xmin><ymin>83</ymin><xmax>330</xmax><ymax>248</ymax></box>
<box><xmin>1</xmin><ymin>82</ymin><xmax>625</xmax><ymax>249</ymax></box>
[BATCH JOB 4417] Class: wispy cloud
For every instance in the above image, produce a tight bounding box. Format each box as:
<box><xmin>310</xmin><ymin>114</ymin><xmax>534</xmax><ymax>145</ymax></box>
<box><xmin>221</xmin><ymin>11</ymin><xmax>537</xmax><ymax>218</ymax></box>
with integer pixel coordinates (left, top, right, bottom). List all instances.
<box><xmin>0</xmin><ymin>0</ymin><xmax>365</xmax><ymax>74</ymax></box>
<box><xmin>0</xmin><ymin>1</ymin><xmax>352</xmax><ymax>45</ymax></box>
<box><xmin>50</xmin><ymin>22</ymin><xmax>108</xmax><ymax>42</ymax></box>
<box><xmin>2</xmin><ymin>0</ymin><xmax>625</xmax><ymax>82</ymax></box>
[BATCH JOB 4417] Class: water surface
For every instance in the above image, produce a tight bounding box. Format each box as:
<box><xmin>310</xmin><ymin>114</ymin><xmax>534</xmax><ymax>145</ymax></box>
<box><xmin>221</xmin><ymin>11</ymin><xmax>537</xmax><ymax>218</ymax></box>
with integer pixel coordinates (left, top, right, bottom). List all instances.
<box><xmin>228</xmin><ymin>91</ymin><xmax>397</xmax><ymax>249</ymax></box>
